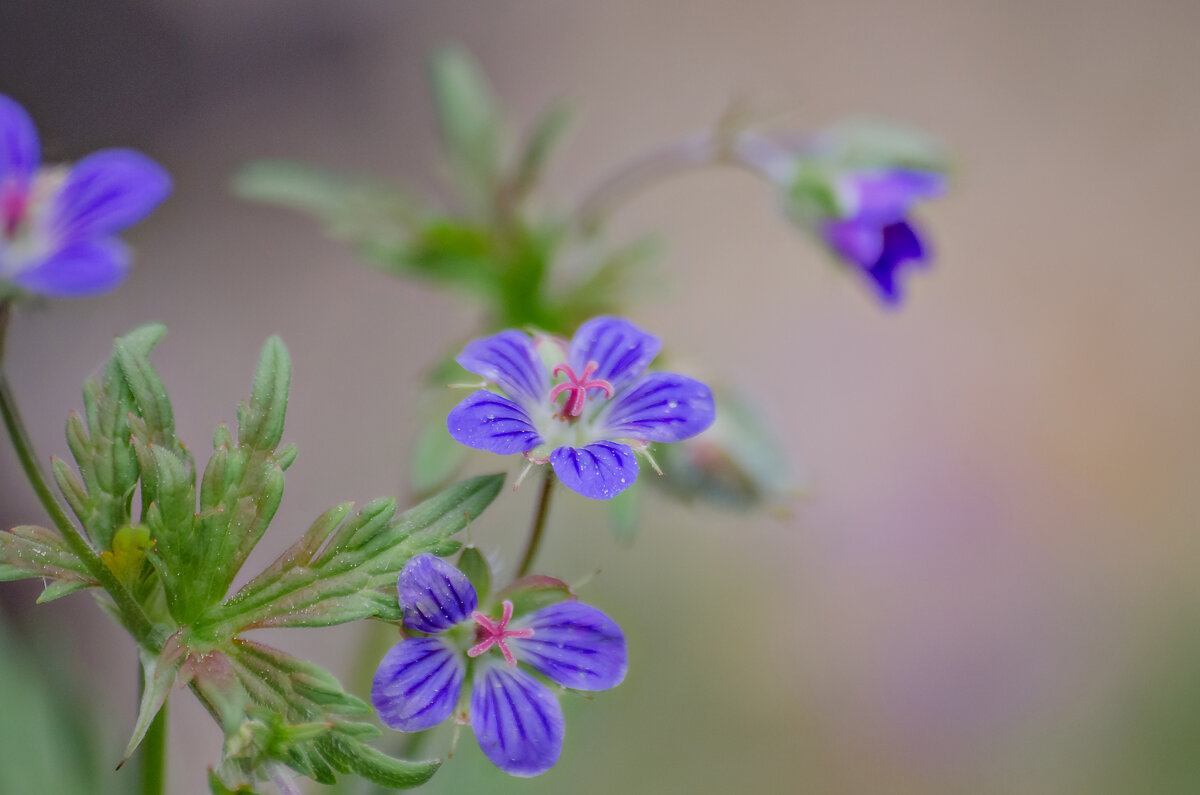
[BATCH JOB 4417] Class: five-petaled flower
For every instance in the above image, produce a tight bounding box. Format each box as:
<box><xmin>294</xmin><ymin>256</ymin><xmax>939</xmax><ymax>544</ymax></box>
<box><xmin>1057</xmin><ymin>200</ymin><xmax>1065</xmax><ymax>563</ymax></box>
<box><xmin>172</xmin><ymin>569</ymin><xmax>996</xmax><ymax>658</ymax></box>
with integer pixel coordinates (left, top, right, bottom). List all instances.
<box><xmin>372</xmin><ymin>554</ymin><xmax>627</xmax><ymax>777</ymax></box>
<box><xmin>447</xmin><ymin>316</ymin><xmax>716</xmax><ymax>500</ymax></box>
<box><xmin>818</xmin><ymin>168</ymin><xmax>945</xmax><ymax>304</ymax></box>
<box><xmin>0</xmin><ymin>94</ymin><xmax>171</xmax><ymax>298</ymax></box>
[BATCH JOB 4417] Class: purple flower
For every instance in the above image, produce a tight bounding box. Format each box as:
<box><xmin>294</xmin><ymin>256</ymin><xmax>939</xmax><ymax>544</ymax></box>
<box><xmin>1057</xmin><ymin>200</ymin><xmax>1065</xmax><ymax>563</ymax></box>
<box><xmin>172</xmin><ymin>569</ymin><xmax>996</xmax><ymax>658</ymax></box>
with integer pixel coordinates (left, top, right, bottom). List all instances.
<box><xmin>447</xmin><ymin>316</ymin><xmax>716</xmax><ymax>500</ymax></box>
<box><xmin>0</xmin><ymin>95</ymin><xmax>171</xmax><ymax>298</ymax></box>
<box><xmin>372</xmin><ymin>554</ymin><xmax>627</xmax><ymax>777</ymax></box>
<box><xmin>820</xmin><ymin>168</ymin><xmax>945</xmax><ymax>304</ymax></box>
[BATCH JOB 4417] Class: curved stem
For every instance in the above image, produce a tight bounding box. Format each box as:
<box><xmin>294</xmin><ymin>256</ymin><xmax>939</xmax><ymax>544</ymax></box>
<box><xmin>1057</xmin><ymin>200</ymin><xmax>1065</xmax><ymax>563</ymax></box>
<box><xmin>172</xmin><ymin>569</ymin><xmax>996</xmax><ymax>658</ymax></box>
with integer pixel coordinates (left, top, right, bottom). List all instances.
<box><xmin>575</xmin><ymin>132</ymin><xmax>722</xmax><ymax>234</ymax></box>
<box><xmin>516</xmin><ymin>467</ymin><xmax>555</xmax><ymax>577</ymax></box>
<box><xmin>0</xmin><ymin>301</ymin><xmax>157</xmax><ymax>647</ymax></box>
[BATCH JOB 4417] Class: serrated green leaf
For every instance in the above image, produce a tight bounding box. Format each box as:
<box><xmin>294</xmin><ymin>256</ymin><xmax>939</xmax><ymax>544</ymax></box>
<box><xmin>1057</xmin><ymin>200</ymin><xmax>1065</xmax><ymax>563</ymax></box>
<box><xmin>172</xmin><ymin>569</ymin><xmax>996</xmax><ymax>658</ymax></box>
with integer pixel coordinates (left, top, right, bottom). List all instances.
<box><xmin>0</xmin><ymin>525</ymin><xmax>94</xmax><ymax>585</ymax></box>
<box><xmin>198</xmin><ymin>475</ymin><xmax>503</xmax><ymax>637</ymax></box>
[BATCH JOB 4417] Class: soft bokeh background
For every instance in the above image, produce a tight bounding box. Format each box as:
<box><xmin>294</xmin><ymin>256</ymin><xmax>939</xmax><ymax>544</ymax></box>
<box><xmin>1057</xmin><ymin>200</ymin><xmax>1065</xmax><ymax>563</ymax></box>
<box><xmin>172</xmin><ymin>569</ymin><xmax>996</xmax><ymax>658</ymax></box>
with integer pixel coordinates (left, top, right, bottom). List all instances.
<box><xmin>3</xmin><ymin>1</ymin><xmax>1199</xmax><ymax>792</ymax></box>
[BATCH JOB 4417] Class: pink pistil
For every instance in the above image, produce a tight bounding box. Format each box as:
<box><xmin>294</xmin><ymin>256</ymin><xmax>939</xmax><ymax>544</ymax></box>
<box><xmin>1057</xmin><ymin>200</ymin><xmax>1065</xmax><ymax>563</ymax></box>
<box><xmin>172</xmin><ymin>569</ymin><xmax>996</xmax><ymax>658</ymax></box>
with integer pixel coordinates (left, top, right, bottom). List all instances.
<box><xmin>548</xmin><ymin>360</ymin><xmax>614</xmax><ymax>418</ymax></box>
<box><xmin>467</xmin><ymin>599</ymin><xmax>533</xmax><ymax>667</ymax></box>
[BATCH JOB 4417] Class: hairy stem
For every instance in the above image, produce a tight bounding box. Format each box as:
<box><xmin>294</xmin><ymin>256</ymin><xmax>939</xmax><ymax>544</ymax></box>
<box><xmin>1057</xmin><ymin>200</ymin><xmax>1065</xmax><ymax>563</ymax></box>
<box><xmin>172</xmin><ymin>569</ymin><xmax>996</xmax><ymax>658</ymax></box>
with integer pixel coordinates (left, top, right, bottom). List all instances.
<box><xmin>138</xmin><ymin>701</ymin><xmax>167</xmax><ymax>795</ymax></box>
<box><xmin>0</xmin><ymin>301</ymin><xmax>158</xmax><ymax>647</ymax></box>
<box><xmin>516</xmin><ymin>467</ymin><xmax>555</xmax><ymax>577</ymax></box>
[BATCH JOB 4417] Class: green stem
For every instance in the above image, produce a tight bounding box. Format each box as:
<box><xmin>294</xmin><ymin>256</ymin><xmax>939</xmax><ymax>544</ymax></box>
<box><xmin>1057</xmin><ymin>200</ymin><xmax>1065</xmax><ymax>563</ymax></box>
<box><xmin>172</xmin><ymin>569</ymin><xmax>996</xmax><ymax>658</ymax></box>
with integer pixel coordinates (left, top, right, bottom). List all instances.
<box><xmin>0</xmin><ymin>301</ymin><xmax>158</xmax><ymax>648</ymax></box>
<box><xmin>516</xmin><ymin>467</ymin><xmax>555</xmax><ymax>577</ymax></box>
<box><xmin>138</xmin><ymin>700</ymin><xmax>167</xmax><ymax>795</ymax></box>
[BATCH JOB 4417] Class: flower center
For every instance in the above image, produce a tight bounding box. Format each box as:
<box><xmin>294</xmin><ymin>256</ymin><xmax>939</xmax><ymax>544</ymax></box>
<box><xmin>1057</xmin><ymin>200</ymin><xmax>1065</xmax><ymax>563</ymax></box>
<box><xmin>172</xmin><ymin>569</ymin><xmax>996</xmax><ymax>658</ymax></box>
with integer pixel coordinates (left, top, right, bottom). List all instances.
<box><xmin>548</xmin><ymin>360</ymin><xmax>613</xmax><ymax>419</ymax></box>
<box><xmin>467</xmin><ymin>599</ymin><xmax>533</xmax><ymax>667</ymax></box>
<box><xmin>0</xmin><ymin>180</ymin><xmax>28</xmax><ymax>240</ymax></box>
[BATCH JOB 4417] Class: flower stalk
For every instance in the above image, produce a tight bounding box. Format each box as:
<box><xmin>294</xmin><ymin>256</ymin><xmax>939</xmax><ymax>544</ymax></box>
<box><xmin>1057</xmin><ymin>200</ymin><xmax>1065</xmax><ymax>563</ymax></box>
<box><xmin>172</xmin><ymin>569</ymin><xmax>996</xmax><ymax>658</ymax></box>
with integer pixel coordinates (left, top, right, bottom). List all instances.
<box><xmin>517</xmin><ymin>466</ymin><xmax>555</xmax><ymax>577</ymax></box>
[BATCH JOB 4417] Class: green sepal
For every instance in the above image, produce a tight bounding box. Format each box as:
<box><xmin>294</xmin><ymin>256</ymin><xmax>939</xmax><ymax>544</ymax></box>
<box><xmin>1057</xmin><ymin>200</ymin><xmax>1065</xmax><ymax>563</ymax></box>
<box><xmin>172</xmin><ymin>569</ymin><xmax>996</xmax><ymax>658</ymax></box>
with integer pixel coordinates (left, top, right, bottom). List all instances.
<box><xmin>493</xmin><ymin>574</ymin><xmax>574</xmax><ymax>618</ymax></box>
<box><xmin>317</xmin><ymin>732</ymin><xmax>441</xmax><ymax>790</ymax></box>
<box><xmin>207</xmin><ymin>770</ymin><xmax>264</xmax><ymax>795</ymax></box>
<box><xmin>410</xmin><ymin>421</ymin><xmax>468</xmax><ymax>497</ymax></box>
<box><xmin>457</xmin><ymin>545</ymin><xmax>492</xmax><ymax>601</ymax></box>
<box><xmin>606</xmin><ymin>484</ymin><xmax>641</xmax><ymax>547</ymax></box>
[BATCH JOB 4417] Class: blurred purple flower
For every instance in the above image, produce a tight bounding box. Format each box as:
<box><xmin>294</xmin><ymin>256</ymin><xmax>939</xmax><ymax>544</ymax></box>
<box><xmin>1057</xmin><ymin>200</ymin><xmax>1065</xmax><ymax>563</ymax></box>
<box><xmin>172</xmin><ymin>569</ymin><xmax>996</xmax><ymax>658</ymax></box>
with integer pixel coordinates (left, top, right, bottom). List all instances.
<box><xmin>447</xmin><ymin>316</ymin><xmax>716</xmax><ymax>499</ymax></box>
<box><xmin>820</xmin><ymin>169</ymin><xmax>946</xmax><ymax>304</ymax></box>
<box><xmin>0</xmin><ymin>95</ymin><xmax>170</xmax><ymax>298</ymax></box>
<box><xmin>372</xmin><ymin>554</ymin><xmax>627</xmax><ymax>777</ymax></box>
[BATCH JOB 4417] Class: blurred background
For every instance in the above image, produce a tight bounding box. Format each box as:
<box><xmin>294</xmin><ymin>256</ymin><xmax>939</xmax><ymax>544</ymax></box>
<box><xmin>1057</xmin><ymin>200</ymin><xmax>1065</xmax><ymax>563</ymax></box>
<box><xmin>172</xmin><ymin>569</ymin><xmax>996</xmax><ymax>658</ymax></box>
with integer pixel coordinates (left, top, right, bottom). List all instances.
<box><xmin>2</xmin><ymin>1</ymin><xmax>1199</xmax><ymax>792</ymax></box>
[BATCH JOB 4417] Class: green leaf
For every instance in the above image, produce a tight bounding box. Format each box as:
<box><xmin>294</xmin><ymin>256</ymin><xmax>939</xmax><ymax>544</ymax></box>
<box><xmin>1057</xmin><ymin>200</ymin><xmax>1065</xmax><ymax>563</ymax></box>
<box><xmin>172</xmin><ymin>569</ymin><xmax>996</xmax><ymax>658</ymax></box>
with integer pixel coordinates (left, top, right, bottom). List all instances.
<box><xmin>457</xmin><ymin>545</ymin><xmax>492</xmax><ymax>600</ymax></box>
<box><xmin>429</xmin><ymin>45</ymin><xmax>501</xmax><ymax>190</ymax></box>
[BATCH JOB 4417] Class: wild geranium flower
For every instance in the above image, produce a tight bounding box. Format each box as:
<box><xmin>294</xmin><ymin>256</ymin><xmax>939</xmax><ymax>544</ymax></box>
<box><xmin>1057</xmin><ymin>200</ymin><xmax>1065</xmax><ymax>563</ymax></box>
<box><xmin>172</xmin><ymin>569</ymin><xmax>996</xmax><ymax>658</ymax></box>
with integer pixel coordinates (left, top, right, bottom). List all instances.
<box><xmin>818</xmin><ymin>168</ymin><xmax>945</xmax><ymax>304</ymax></box>
<box><xmin>0</xmin><ymin>94</ymin><xmax>170</xmax><ymax>298</ymax></box>
<box><xmin>372</xmin><ymin>554</ymin><xmax>627</xmax><ymax>777</ymax></box>
<box><xmin>447</xmin><ymin>316</ymin><xmax>716</xmax><ymax>499</ymax></box>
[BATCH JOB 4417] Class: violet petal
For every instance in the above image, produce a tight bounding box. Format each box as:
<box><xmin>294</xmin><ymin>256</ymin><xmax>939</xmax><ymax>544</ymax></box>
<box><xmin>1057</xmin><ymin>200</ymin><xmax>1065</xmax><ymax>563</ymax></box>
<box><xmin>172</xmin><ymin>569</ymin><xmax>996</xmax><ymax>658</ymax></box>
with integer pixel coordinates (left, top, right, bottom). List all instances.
<box><xmin>0</xmin><ymin>95</ymin><xmax>39</xmax><ymax>186</ymax></box>
<box><xmin>597</xmin><ymin>373</ymin><xmax>715</xmax><ymax>443</ymax></box>
<box><xmin>398</xmin><ymin>553</ymin><xmax>478</xmax><ymax>633</ymax></box>
<box><xmin>456</xmin><ymin>330</ymin><xmax>549</xmax><ymax>408</ymax></box>
<box><xmin>10</xmin><ymin>239</ymin><xmax>129</xmax><ymax>298</ymax></box>
<box><xmin>371</xmin><ymin>637</ymin><xmax>465</xmax><ymax>732</ymax></box>
<box><xmin>470</xmin><ymin>662</ymin><xmax>564</xmax><ymax>777</ymax></box>
<box><xmin>549</xmin><ymin>441</ymin><xmax>638</xmax><ymax>500</ymax></box>
<box><xmin>510</xmin><ymin>602</ymin><xmax>627</xmax><ymax>691</ymax></box>
<box><xmin>53</xmin><ymin>149</ymin><xmax>170</xmax><ymax>243</ymax></box>
<box><xmin>447</xmin><ymin>390</ymin><xmax>543</xmax><ymax>455</ymax></box>
<box><xmin>568</xmin><ymin>316</ymin><xmax>661</xmax><ymax>393</ymax></box>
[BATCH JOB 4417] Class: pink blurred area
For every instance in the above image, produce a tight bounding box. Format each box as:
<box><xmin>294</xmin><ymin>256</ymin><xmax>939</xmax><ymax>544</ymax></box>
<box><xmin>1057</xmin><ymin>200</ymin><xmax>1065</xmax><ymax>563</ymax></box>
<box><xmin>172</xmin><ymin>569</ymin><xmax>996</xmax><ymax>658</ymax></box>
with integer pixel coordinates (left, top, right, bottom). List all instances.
<box><xmin>2</xmin><ymin>1</ymin><xmax>1199</xmax><ymax>792</ymax></box>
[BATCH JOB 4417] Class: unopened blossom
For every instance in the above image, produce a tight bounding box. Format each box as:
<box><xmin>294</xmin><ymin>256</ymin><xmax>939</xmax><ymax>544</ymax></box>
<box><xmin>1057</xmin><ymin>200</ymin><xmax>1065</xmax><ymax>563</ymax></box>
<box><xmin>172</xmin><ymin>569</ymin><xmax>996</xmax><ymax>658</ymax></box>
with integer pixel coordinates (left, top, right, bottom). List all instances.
<box><xmin>818</xmin><ymin>168</ymin><xmax>945</xmax><ymax>304</ymax></box>
<box><xmin>447</xmin><ymin>316</ymin><xmax>716</xmax><ymax>499</ymax></box>
<box><xmin>0</xmin><ymin>94</ymin><xmax>170</xmax><ymax>298</ymax></box>
<box><xmin>372</xmin><ymin>554</ymin><xmax>627</xmax><ymax>776</ymax></box>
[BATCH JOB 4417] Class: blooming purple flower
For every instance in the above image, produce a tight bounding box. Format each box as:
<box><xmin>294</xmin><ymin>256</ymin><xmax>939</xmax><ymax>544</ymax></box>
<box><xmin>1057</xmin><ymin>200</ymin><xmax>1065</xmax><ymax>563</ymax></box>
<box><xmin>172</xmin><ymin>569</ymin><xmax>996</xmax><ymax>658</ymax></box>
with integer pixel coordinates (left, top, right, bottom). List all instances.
<box><xmin>447</xmin><ymin>316</ymin><xmax>716</xmax><ymax>500</ymax></box>
<box><xmin>0</xmin><ymin>95</ymin><xmax>170</xmax><ymax>298</ymax></box>
<box><xmin>819</xmin><ymin>168</ymin><xmax>945</xmax><ymax>304</ymax></box>
<box><xmin>372</xmin><ymin>554</ymin><xmax>627</xmax><ymax>777</ymax></box>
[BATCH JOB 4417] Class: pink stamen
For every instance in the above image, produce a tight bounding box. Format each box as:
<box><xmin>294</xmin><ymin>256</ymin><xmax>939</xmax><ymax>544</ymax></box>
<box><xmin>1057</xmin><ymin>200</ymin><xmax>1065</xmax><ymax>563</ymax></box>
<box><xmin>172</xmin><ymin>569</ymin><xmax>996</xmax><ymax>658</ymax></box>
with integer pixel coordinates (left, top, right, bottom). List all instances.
<box><xmin>1</xmin><ymin>181</ymin><xmax>27</xmax><ymax>239</ymax></box>
<box><xmin>548</xmin><ymin>360</ymin><xmax>614</xmax><ymax>418</ymax></box>
<box><xmin>467</xmin><ymin>599</ymin><xmax>534</xmax><ymax>667</ymax></box>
